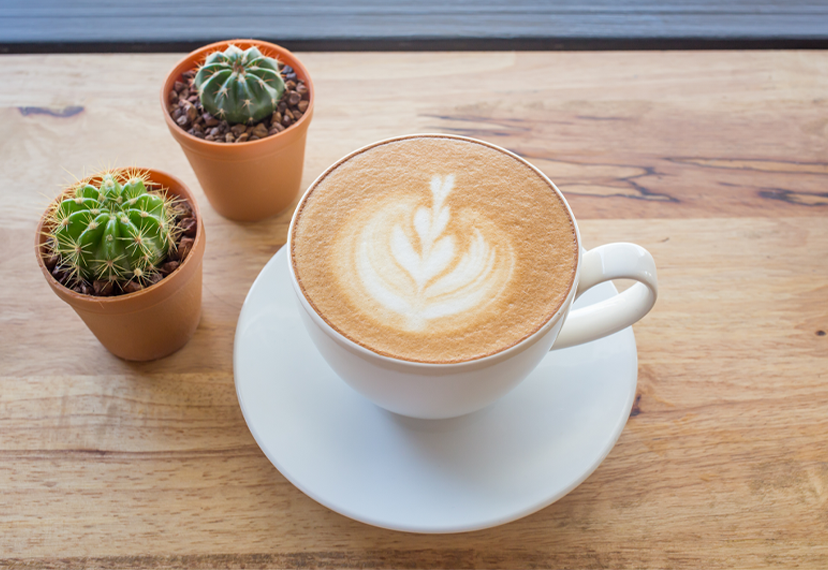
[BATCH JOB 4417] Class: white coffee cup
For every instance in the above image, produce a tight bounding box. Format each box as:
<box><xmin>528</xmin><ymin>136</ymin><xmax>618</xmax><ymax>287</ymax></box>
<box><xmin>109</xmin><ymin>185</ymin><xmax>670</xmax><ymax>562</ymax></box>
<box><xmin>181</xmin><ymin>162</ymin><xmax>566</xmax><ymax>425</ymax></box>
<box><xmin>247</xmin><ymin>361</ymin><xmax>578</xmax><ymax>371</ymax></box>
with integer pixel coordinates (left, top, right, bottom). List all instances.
<box><xmin>287</xmin><ymin>136</ymin><xmax>658</xmax><ymax>419</ymax></box>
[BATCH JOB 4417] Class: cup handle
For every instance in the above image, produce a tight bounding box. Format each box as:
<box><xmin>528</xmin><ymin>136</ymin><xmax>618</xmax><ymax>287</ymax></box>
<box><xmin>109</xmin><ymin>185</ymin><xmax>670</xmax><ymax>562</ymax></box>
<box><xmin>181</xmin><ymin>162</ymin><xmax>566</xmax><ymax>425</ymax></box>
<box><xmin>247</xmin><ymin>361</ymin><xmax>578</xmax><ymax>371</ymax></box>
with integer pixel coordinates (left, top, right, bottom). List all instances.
<box><xmin>552</xmin><ymin>242</ymin><xmax>658</xmax><ymax>350</ymax></box>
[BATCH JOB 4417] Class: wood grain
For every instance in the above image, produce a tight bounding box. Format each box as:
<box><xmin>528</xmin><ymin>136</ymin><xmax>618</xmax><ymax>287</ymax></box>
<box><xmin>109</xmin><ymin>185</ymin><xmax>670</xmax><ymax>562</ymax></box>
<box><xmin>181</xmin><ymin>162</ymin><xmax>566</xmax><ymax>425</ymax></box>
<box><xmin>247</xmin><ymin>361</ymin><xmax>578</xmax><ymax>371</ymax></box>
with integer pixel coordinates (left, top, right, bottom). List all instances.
<box><xmin>1</xmin><ymin>51</ymin><xmax>827</xmax><ymax>569</ymax></box>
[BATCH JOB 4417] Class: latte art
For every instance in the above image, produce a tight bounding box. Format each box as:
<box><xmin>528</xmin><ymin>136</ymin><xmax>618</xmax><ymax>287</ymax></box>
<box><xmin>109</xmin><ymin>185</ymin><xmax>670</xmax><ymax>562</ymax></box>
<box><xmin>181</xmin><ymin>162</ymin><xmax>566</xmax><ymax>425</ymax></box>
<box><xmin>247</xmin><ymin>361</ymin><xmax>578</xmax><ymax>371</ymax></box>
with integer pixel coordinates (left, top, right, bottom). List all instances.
<box><xmin>290</xmin><ymin>135</ymin><xmax>578</xmax><ymax>363</ymax></box>
<box><xmin>348</xmin><ymin>175</ymin><xmax>515</xmax><ymax>331</ymax></box>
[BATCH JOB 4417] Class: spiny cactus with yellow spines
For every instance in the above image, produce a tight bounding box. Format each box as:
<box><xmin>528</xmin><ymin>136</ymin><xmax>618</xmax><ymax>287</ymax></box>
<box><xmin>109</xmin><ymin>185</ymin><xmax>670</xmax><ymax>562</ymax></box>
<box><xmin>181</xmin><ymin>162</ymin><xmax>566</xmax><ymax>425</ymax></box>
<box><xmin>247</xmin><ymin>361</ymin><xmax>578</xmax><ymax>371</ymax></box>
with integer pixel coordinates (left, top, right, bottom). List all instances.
<box><xmin>194</xmin><ymin>44</ymin><xmax>286</xmax><ymax>124</ymax></box>
<box><xmin>43</xmin><ymin>169</ymin><xmax>180</xmax><ymax>289</ymax></box>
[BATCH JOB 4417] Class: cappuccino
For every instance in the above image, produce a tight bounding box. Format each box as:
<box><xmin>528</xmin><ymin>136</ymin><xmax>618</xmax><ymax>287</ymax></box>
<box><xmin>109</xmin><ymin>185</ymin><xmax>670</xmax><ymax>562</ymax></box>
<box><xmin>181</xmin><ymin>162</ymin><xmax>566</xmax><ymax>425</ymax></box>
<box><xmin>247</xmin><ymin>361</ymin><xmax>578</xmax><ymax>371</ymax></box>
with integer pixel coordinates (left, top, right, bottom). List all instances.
<box><xmin>290</xmin><ymin>135</ymin><xmax>578</xmax><ymax>363</ymax></box>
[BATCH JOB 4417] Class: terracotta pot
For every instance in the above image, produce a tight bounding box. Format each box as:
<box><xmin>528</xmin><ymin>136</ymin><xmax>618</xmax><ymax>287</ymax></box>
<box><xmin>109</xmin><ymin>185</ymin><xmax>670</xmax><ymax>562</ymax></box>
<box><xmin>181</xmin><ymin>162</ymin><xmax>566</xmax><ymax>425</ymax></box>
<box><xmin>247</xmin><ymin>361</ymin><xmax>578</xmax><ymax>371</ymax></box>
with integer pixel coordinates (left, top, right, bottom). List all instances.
<box><xmin>161</xmin><ymin>39</ymin><xmax>314</xmax><ymax>222</ymax></box>
<box><xmin>35</xmin><ymin>169</ymin><xmax>206</xmax><ymax>361</ymax></box>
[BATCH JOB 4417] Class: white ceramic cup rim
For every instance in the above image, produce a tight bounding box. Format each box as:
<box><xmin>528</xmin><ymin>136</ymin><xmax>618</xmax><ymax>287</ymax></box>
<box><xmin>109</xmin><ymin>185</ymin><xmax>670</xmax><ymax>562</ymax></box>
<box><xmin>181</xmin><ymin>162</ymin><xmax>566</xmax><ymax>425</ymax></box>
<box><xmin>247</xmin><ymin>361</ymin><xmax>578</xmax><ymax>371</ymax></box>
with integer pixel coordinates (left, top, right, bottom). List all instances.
<box><xmin>287</xmin><ymin>133</ymin><xmax>583</xmax><ymax>370</ymax></box>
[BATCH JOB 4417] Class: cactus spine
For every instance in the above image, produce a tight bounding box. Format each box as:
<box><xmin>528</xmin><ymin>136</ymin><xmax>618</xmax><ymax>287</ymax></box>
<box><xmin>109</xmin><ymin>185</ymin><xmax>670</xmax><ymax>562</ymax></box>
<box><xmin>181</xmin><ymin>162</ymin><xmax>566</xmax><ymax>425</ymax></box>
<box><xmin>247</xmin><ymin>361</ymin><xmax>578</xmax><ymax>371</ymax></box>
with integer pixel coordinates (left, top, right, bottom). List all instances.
<box><xmin>194</xmin><ymin>44</ymin><xmax>286</xmax><ymax>124</ymax></box>
<box><xmin>45</xmin><ymin>169</ymin><xmax>178</xmax><ymax>288</ymax></box>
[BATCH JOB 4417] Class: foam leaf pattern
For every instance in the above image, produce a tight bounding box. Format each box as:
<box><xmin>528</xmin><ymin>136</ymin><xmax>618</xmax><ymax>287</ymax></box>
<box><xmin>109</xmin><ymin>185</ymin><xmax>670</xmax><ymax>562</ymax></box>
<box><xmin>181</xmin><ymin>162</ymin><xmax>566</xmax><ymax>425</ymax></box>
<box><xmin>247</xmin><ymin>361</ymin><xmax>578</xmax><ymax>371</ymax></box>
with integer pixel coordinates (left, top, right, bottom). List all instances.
<box><xmin>350</xmin><ymin>174</ymin><xmax>515</xmax><ymax>332</ymax></box>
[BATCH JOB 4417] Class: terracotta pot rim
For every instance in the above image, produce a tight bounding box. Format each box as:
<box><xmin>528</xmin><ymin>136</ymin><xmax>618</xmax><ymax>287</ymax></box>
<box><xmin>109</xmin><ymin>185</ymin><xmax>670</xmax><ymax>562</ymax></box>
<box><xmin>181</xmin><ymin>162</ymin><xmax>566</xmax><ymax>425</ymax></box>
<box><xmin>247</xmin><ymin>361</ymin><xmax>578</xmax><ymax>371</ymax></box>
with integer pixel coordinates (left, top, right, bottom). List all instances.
<box><xmin>35</xmin><ymin>167</ymin><xmax>205</xmax><ymax>308</ymax></box>
<box><xmin>161</xmin><ymin>38</ymin><xmax>315</xmax><ymax>150</ymax></box>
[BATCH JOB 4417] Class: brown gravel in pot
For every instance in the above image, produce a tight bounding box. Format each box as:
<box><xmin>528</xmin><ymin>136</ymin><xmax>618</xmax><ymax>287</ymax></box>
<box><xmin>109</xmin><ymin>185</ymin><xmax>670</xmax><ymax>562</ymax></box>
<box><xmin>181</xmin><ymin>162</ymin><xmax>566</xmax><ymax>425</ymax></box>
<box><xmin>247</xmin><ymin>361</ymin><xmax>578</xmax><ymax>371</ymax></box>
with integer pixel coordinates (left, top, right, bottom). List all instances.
<box><xmin>45</xmin><ymin>198</ymin><xmax>198</xmax><ymax>297</ymax></box>
<box><xmin>167</xmin><ymin>65</ymin><xmax>310</xmax><ymax>143</ymax></box>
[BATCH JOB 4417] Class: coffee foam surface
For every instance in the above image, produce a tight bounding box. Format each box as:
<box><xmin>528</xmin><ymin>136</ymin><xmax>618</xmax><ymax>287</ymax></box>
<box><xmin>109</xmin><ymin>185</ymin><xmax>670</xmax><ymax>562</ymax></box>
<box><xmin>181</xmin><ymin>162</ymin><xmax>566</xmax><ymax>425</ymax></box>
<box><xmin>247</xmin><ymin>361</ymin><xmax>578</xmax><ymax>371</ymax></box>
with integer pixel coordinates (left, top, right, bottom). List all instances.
<box><xmin>291</xmin><ymin>136</ymin><xmax>578</xmax><ymax>363</ymax></box>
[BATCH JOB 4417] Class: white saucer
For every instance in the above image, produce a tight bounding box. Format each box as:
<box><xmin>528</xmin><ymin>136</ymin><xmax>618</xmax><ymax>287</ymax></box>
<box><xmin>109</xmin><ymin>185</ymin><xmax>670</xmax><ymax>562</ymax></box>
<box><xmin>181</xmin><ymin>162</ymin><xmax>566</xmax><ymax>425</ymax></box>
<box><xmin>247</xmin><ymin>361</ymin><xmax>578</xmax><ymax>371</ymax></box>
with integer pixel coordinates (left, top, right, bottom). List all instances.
<box><xmin>234</xmin><ymin>247</ymin><xmax>638</xmax><ymax>534</ymax></box>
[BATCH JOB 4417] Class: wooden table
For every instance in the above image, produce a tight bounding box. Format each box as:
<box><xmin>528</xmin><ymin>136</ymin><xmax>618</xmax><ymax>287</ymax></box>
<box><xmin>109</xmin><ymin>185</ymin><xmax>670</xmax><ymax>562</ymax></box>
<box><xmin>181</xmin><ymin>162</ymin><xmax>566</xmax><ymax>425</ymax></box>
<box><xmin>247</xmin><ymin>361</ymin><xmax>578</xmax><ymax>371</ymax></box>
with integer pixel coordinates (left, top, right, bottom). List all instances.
<box><xmin>2</xmin><ymin>50</ymin><xmax>827</xmax><ymax>568</ymax></box>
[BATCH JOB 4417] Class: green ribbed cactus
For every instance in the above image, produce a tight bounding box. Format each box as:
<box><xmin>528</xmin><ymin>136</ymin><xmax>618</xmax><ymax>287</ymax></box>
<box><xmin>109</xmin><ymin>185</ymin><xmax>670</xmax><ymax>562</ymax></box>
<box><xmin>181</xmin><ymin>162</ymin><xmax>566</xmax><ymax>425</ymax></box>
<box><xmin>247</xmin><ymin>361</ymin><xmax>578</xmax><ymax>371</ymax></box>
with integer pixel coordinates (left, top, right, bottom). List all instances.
<box><xmin>45</xmin><ymin>169</ymin><xmax>178</xmax><ymax>287</ymax></box>
<box><xmin>194</xmin><ymin>44</ymin><xmax>286</xmax><ymax>124</ymax></box>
